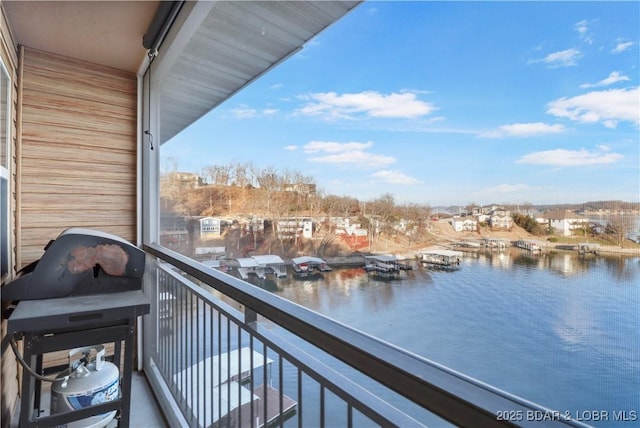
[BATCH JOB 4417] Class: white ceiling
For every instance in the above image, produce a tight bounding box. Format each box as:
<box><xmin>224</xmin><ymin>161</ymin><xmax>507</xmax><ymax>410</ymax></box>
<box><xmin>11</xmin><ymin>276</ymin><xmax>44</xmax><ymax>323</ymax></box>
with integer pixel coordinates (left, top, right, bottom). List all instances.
<box><xmin>158</xmin><ymin>1</ymin><xmax>360</xmax><ymax>143</ymax></box>
<box><xmin>3</xmin><ymin>1</ymin><xmax>159</xmax><ymax>73</ymax></box>
<box><xmin>3</xmin><ymin>1</ymin><xmax>361</xmax><ymax>143</ymax></box>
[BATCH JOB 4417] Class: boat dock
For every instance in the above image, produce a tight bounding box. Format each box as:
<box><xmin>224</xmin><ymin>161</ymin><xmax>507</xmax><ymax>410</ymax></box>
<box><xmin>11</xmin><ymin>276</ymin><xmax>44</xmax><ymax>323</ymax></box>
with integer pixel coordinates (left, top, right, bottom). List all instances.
<box><xmin>482</xmin><ymin>238</ymin><xmax>509</xmax><ymax>250</ymax></box>
<box><xmin>364</xmin><ymin>256</ymin><xmax>398</xmax><ymax>273</ymax></box>
<box><xmin>251</xmin><ymin>254</ymin><xmax>287</xmax><ymax>278</ymax></box>
<box><xmin>578</xmin><ymin>243</ymin><xmax>600</xmax><ymax>255</ymax></box>
<box><xmin>173</xmin><ymin>347</ymin><xmax>297</xmax><ymax>428</ymax></box>
<box><xmin>420</xmin><ymin>248</ymin><xmax>463</xmax><ymax>270</ymax></box>
<box><xmin>236</xmin><ymin>257</ymin><xmax>264</xmax><ymax>279</ymax></box>
<box><xmin>514</xmin><ymin>239</ymin><xmax>542</xmax><ymax>252</ymax></box>
<box><xmin>363</xmin><ymin>255</ymin><xmax>411</xmax><ymax>278</ymax></box>
<box><xmin>291</xmin><ymin>256</ymin><xmax>332</xmax><ymax>278</ymax></box>
<box><xmin>237</xmin><ymin>384</ymin><xmax>297</xmax><ymax>427</ymax></box>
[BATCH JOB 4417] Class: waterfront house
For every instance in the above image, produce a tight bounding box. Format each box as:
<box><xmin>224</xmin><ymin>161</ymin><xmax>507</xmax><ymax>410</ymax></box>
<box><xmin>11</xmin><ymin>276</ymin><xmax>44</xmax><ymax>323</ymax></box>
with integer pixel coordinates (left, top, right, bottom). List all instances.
<box><xmin>544</xmin><ymin>209</ymin><xmax>590</xmax><ymax>237</ymax></box>
<box><xmin>199</xmin><ymin>216</ymin><xmax>223</xmax><ymax>238</ymax></box>
<box><xmin>490</xmin><ymin>214</ymin><xmax>513</xmax><ymax>230</ymax></box>
<box><xmin>276</xmin><ymin>217</ymin><xmax>314</xmax><ymax>240</ymax></box>
<box><xmin>452</xmin><ymin>216</ymin><xmax>478</xmax><ymax>232</ymax></box>
<box><xmin>0</xmin><ymin>2</ymin><xmax>582</xmax><ymax>427</ymax></box>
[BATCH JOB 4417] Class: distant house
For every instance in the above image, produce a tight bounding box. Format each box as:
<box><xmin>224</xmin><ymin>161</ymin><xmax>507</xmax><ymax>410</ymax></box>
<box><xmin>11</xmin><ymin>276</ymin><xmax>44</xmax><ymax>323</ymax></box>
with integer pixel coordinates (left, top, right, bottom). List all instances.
<box><xmin>276</xmin><ymin>217</ymin><xmax>314</xmax><ymax>240</ymax></box>
<box><xmin>490</xmin><ymin>214</ymin><xmax>512</xmax><ymax>230</ymax></box>
<box><xmin>543</xmin><ymin>210</ymin><xmax>589</xmax><ymax>236</ymax></box>
<box><xmin>163</xmin><ymin>171</ymin><xmax>204</xmax><ymax>188</ymax></box>
<box><xmin>452</xmin><ymin>217</ymin><xmax>477</xmax><ymax>232</ymax></box>
<box><xmin>476</xmin><ymin>214</ymin><xmax>491</xmax><ymax>224</ymax></box>
<box><xmin>160</xmin><ymin>213</ymin><xmax>188</xmax><ymax>246</ymax></box>
<box><xmin>200</xmin><ymin>216</ymin><xmax>223</xmax><ymax>238</ymax></box>
<box><xmin>492</xmin><ymin>208</ymin><xmax>510</xmax><ymax>217</ymax></box>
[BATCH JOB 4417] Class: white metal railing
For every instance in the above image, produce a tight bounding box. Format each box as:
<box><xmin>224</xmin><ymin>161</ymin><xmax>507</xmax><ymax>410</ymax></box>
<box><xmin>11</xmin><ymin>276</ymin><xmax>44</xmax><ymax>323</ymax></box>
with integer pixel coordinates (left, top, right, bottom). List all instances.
<box><xmin>142</xmin><ymin>244</ymin><xmax>591</xmax><ymax>428</ymax></box>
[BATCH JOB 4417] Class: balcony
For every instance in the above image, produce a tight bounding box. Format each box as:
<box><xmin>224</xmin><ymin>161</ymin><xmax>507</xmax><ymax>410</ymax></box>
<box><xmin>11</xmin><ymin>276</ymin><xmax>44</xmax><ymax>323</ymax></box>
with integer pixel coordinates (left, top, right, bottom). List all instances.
<box><xmin>0</xmin><ymin>2</ymin><xmax>620</xmax><ymax>426</ymax></box>
<box><xmin>136</xmin><ymin>244</ymin><xmax>589</xmax><ymax>427</ymax></box>
<box><xmin>6</xmin><ymin>241</ymin><xmax>595</xmax><ymax>427</ymax></box>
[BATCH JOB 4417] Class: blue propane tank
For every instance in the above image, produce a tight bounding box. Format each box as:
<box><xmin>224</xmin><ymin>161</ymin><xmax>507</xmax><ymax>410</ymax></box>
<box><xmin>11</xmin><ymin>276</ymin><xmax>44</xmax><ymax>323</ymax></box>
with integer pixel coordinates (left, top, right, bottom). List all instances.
<box><xmin>50</xmin><ymin>346</ymin><xmax>119</xmax><ymax>428</ymax></box>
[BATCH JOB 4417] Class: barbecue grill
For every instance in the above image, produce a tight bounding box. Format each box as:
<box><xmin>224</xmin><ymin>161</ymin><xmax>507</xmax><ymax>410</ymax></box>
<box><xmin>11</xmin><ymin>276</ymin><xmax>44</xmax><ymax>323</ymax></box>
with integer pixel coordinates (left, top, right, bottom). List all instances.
<box><xmin>2</xmin><ymin>227</ymin><xmax>145</xmax><ymax>302</ymax></box>
<box><xmin>2</xmin><ymin>228</ymin><xmax>150</xmax><ymax>427</ymax></box>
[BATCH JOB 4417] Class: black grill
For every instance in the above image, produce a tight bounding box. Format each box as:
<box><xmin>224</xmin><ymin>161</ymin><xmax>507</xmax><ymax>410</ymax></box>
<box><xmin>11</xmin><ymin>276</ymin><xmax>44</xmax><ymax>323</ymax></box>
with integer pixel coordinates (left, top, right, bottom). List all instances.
<box><xmin>3</xmin><ymin>228</ymin><xmax>150</xmax><ymax>427</ymax></box>
<box><xmin>2</xmin><ymin>228</ymin><xmax>145</xmax><ymax>302</ymax></box>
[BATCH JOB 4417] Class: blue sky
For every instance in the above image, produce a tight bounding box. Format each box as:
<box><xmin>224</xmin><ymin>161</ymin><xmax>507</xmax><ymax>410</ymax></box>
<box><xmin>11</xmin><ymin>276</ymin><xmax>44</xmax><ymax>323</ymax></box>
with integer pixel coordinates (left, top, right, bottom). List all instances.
<box><xmin>163</xmin><ymin>1</ymin><xmax>639</xmax><ymax>207</ymax></box>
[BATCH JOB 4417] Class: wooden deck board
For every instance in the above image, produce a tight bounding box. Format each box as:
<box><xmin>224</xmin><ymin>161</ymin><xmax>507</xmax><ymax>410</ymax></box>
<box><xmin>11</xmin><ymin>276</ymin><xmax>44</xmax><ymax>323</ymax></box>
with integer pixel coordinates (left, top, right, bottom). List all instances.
<box><xmin>238</xmin><ymin>384</ymin><xmax>297</xmax><ymax>428</ymax></box>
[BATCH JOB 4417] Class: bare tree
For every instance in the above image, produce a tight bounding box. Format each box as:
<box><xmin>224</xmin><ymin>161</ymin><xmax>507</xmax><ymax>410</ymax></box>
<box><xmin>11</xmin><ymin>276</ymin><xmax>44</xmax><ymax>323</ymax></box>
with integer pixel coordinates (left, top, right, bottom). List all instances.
<box><xmin>203</xmin><ymin>164</ymin><xmax>232</xmax><ymax>186</ymax></box>
<box><xmin>398</xmin><ymin>202</ymin><xmax>431</xmax><ymax>245</ymax></box>
<box><xmin>605</xmin><ymin>215</ymin><xmax>636</xmax><ymax>247</ymax></box>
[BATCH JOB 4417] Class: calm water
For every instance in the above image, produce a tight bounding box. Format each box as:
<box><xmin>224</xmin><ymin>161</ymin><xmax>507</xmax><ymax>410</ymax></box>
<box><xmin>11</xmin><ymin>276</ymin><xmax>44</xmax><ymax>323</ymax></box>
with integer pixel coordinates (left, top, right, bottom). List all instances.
<box><xmin>249</xmin><ymin>249</ymin><xmax>640</xmax><ymax>427</ymax></box>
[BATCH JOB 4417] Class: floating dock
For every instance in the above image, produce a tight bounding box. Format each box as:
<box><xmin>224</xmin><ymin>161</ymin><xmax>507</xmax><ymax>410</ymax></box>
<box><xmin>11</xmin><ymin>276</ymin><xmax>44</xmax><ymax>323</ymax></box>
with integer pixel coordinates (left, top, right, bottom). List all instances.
<box><xmin>251</xmin><ymin>254</ymin><xmax>287</xmax><ymax>278</ymax></box>
<box><xmin>578</xmin><ymin>243</ymin><xmax>600</xmax><ymax>255</ymax></box>
<box><xmin>363</xmin><ymin>255</ymin><xmax>411</xmax><ymax>278</ymax></box>
<box><xmin>420</xmin><ymin>249</ymin><xmax>463</xmax><ymax>270</ymax></box>
<box><xmin>514</xmin><ymin>240</ymin><xmax>542</xmax><ymax>252</ymax></box>
<box><xmin>173</xmin><ymin>347</ymin><xmax>297</xmax><ymax>428</ymax></box>
<box><xmin>291</xmin><ymin>256</ymin><xmax>332</xmax><ymax>278</ymax></box>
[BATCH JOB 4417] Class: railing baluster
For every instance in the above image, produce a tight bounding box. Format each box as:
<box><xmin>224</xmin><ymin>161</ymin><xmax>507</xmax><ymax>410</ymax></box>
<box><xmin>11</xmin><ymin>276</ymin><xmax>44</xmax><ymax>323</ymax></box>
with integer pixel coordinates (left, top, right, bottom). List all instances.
<box><xmin>262</xmin><ymin>342</ymin><xmax>268</xmax><ymax>428</ymax></box>
<box><xmin>226</xmin><ymin>316</ymin><xmax>231</xmax><ymax>424</ymax></box>
<box><xmin>188</xmin><ymin>292</ymin><xmax>194</xmax><ymax>427</ymax></box>
<box><xmin>236</xmin><ymin>323</ymin><xmax>242</xmax><ymax>427</ymax></box>
<box><xmin>250</xmin><ymin>336</ymin><xmax>255</xmax><ymax>427</ymax></box>
<box><xmin>320</xmin><ymin>385</ymin><xmax>325</xmax><ymax>428</ymax></box>
<box><xmin>194</xmin><ymin>296</ymin><xmax>199</xmax><ymax>428</ymax></box>
<box><xmin>218</xmin><ymin>311</ymin><xmax>222</xmax><ymax>425</ymax></box>
<box><xmin>297</xmin><ymin>368</ymin><xmax>302</xmax><ymax>428</ymax></box>
<box><xmin>278</xmin><ymin>354</ymin><xmax>283</xmax><ymax>428</ymax></box>
<box><xmin>207</xmin><ymin>302</ymin><xmax>212</xmax><ymax>428</ymax></box>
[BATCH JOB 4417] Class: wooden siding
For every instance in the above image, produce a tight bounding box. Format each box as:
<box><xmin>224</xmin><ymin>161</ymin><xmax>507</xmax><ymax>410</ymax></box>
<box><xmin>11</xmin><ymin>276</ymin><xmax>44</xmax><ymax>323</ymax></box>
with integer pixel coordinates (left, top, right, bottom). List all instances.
<box><xmin>18</xmin><ymin>48</ymin><xmax>137</xmax><ymax>266</ymax></box>
<box><xmin>1</xmin><ymin>5</ymin><xmax>19</xmax><ymax>425</ymax></box>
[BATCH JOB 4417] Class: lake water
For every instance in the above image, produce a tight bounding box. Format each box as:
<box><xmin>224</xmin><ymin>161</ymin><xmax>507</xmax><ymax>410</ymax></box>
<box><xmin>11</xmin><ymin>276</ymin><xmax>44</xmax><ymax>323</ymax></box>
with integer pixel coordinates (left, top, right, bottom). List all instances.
<box><xmin>250</xmin><ymin>249</ymin><xmax>639</xmax><ymax>427</ymax></box>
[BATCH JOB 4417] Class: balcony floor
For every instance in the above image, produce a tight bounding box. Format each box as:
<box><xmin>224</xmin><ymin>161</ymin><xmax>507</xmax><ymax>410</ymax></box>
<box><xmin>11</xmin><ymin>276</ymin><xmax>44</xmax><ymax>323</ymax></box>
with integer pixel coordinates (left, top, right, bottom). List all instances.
<box><xmin>11</xmin><ymin>370</ymin><xmax>168</xmax><ymax>427</ymax></box>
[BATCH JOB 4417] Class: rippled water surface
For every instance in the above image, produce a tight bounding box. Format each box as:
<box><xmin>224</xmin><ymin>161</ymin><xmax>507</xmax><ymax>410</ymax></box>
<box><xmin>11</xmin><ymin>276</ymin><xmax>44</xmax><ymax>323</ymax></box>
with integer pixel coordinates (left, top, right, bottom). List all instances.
<box><xmin>255</xmin><ymin>250</ymin><xmax>640</xmax><ymax>427</ymax></box>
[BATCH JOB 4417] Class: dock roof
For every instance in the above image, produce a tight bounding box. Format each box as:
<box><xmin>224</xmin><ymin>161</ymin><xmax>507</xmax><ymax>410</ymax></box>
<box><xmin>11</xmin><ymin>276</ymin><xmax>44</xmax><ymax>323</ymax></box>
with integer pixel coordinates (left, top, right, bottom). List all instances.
<box><xmin>251</xmin><ymin>255</ymin><xmax>285</xmax><ymax>265</ymax></box>
<box><xmin>236</xmin><ymin>258</ymin><xmax>259</xmax><ymax>268</ymax></box>
<box><xmin>421</xmin><ymin>249</ymin><xmax>463</xmax><ymax>257</ymax></box>
<box><xmin>292</xmin><ymin>256</ymin><xmax>326</xmax><ymax>265</ymax></box>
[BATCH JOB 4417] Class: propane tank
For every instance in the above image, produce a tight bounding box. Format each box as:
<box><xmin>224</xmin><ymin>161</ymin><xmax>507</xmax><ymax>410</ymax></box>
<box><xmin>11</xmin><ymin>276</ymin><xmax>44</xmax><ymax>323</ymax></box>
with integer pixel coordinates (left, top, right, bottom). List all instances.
<box><xmin>51</xmin><ymin>345</ymin><xmax>119</xmax><ymax>428</ymax></box>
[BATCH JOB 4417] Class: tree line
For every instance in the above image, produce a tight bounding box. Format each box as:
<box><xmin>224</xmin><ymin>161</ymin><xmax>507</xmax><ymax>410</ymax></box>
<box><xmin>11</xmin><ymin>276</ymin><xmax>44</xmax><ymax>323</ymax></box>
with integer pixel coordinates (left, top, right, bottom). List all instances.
<box><xmin>160</xmin><ymin>161</ymin><xmax>432</xmax><ymax>238</ymax></box>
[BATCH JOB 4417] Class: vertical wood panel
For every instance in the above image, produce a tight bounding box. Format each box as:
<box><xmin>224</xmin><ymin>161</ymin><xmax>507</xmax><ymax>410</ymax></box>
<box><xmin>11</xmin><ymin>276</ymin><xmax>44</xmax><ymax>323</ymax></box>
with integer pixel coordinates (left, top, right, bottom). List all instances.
<box><xmin>18</xmin><ymin>48</ymin><xmax>137</xmax><ymax>266</ymax></box>
<box><xmin>1</xmin><ymin>9</ymin><xmax>19</xmax><ymax>425</ymax></box>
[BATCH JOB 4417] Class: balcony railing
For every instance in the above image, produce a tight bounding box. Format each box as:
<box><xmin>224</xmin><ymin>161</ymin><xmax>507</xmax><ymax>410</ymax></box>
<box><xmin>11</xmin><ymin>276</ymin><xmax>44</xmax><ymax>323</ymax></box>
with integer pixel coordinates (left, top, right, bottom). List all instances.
<box><xmin>142</xmin><ymin>243</ymin><xmax>589</xmax><ymax>428</ymax></box>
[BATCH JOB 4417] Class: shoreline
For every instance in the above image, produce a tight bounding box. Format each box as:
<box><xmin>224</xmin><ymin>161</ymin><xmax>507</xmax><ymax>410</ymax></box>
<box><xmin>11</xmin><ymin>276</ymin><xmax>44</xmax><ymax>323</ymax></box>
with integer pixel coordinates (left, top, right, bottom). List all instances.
<box><xmin>324</xmin><ymin>241</ymin><xmax>640</xmax><ymax>267</ymax></box>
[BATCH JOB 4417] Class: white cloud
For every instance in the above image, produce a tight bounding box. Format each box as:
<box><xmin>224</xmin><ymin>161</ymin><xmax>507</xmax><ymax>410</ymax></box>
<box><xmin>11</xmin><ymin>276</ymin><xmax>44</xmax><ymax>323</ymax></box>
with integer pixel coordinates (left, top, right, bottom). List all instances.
<box><xmin>304</xmin><ymin>141</ymin><xmax>373</xmax><ymax>153</ymax></box>
<box><xmin>309</xmin><ymin>151</ymin><xmax>396</xmax><ymax>168</ymax></box>
<box><xmin>612</xmin><ymin>41</ymin><xmax>634</xmax><ymax>54</ymax></box>
<box><xmin>302</xmin><ymin>140</ymin><xmax>395</xmax><ymax>168</ymax></box>
<box><xmin>230</xmin><ymin>105</ymin><xmax>278</xmax><ymax>118</ymax></box>
<box><xmin>486</xmin><ymin>184</ymin><xmax>532</xmax><ymax>194</ymax></box>
<box><xmin>516</xmin><ymin>147</ymin><xmax>623</xmax><ymax>166</ymax></box>
<box><xmin>231</xmin><ymin>106</ymin><xmax>257</xmax><ymax>118</ymax></box>
<box><xmin>480</xmin><ymin>122</ymin><xmax>566</xmax><ymax>138</ymax></box>
<box><xmin>283</xmin><ymin>145</ymin><xmax>297</xmax><ymax>151</ymax></box>
<box><xmin>580</xmin><ymin>71</ymin><xmax>630</xmax><ymax>88</ymax></box>
<box><xmin>296</xmin><ymin>90</ymin><xmax>436</xmax><ymax>120</ymax></box>
<box><xmin>371</xmin><ymin>170</ymin><xmax>421</xmax><ymax>185</ymax></box>
<box><xmin>529</xmin><ymin>48</ymin><xmax>582</xmax><ymax>68</ymax></box>
<box><xmin>546</xmin><ymin>86</ymin><xmax>640</xmax><ymax>128</ymax></box>
<box><xmin>574</xmin><ymin>19</ymin><xmax>594</xmax><ymax>44</ymax></box>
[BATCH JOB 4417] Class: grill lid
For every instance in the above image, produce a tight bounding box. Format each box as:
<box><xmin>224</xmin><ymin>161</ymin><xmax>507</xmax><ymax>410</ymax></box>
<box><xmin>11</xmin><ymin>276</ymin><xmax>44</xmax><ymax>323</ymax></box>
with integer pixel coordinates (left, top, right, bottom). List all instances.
<box><xmin>2</xmin><ymin>228</ymin><xmax>145</xmax><ymax>302</ymax></box>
